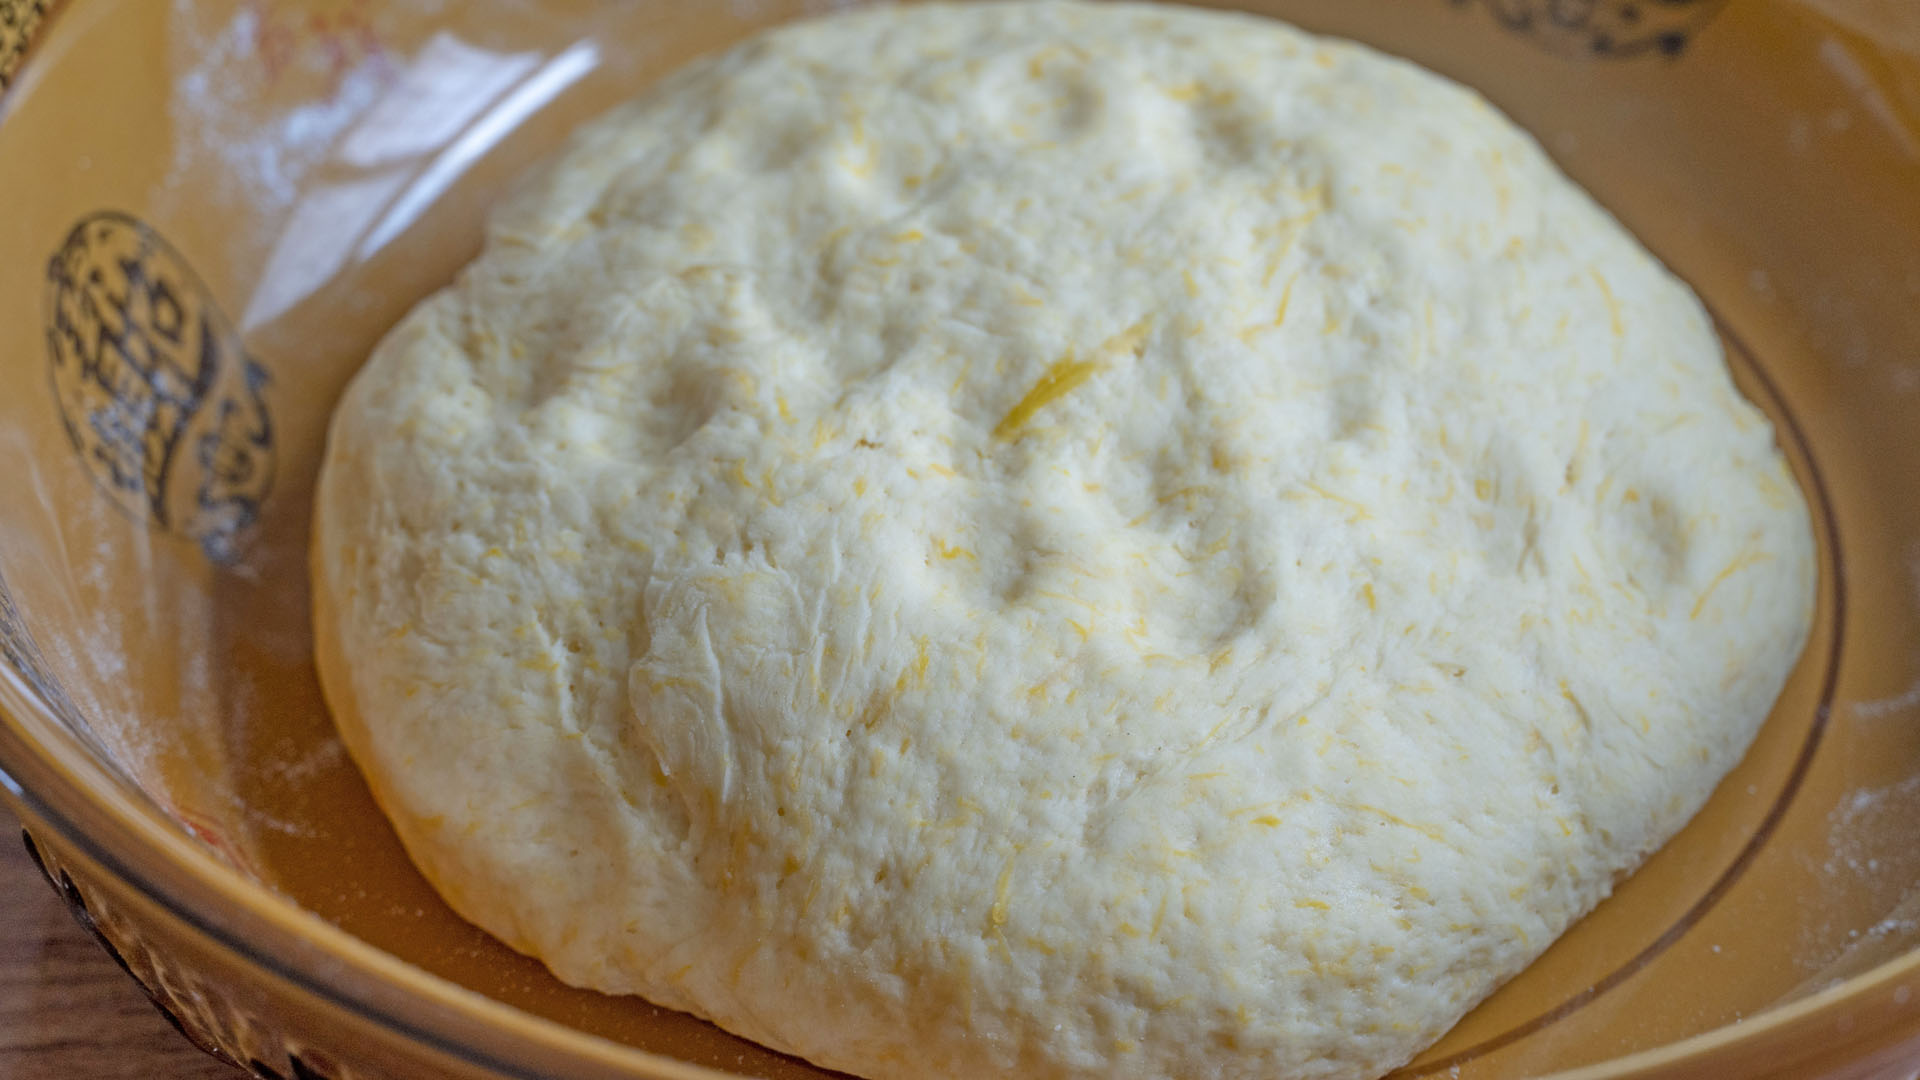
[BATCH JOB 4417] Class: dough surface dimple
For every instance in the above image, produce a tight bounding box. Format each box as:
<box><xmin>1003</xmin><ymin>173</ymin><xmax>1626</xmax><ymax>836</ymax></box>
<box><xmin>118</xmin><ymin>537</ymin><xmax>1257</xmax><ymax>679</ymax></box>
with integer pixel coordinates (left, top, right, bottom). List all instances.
<box><xmin>311</xmin><ymin>4</ymin><xmax>1817</xmax><ymax>1079</ymax></box>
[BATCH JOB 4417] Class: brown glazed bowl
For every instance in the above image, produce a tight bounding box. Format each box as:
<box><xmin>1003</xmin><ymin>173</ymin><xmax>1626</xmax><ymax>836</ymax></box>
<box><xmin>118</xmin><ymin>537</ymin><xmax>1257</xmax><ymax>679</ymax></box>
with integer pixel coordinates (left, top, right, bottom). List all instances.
<box><xmin>1</xmin><ymin>1</ymin><xmax>1918</xmax><ymax>1077</ymax></box>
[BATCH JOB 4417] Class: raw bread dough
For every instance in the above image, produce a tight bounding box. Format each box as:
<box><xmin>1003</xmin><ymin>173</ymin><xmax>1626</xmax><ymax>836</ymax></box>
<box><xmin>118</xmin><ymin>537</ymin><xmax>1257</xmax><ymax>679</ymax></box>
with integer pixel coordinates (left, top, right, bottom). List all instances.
<box><xmin>311</xmin><ymin>4</ymin><xmax>1817</xmax><ymax>1078</ymax></box>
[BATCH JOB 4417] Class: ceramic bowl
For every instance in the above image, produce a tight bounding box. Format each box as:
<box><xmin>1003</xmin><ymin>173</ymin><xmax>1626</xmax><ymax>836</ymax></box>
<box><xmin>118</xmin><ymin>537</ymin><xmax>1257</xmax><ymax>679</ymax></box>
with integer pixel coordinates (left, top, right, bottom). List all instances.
<box><xmin>1</xmin><ymin>1</ymin><xmax>1918</xmax><ymax>1077</ymax></box>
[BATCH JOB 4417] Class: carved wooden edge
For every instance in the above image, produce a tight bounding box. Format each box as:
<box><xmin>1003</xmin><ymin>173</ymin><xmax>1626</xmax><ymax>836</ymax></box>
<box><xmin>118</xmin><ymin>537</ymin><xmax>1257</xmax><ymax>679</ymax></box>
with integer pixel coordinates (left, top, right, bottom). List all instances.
<box><xmin>18</xmin><ymin>825</ymin><xmax>365</xmax><ymax>1080</ymax></box>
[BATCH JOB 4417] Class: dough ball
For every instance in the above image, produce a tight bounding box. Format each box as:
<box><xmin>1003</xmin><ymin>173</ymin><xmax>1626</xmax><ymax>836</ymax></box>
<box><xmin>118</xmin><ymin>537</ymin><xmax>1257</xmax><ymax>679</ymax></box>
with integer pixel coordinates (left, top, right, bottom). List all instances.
<box><xmin>312</xmin><ymin>4</ymin><xmax>1816</xmax><ymax>1078</ymax></box>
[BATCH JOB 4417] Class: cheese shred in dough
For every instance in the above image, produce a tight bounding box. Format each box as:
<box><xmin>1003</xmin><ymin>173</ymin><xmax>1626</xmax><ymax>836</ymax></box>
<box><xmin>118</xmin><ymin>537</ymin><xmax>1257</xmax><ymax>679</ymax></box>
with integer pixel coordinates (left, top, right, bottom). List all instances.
<box><xmin>312</xmin><ymin>4</ymin><xmax>1817</xmax><ymax>1078</ymax></box>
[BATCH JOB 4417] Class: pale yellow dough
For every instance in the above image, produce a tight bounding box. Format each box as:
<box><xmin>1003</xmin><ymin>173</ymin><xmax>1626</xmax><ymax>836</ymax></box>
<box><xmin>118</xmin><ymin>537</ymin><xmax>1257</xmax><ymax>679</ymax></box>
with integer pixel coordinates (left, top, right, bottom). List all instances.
<box><xmin>311</xmin><ymin>4</ymin><xmax>1817</xmax><ymax>1078</ymax></box>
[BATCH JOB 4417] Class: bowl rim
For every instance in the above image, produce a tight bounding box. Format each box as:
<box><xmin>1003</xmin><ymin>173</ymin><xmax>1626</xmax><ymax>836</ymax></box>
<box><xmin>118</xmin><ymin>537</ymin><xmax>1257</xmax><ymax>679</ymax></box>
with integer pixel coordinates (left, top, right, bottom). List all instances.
<box><xmin>4</xmin><ymin>658</ymin><xmax>1920</xmax><ymax>1080</ymax></box>
<box><xmin>0</xmin><ymin>666</ymin><xmax>736</xmax><ymax>1080</ymax></box>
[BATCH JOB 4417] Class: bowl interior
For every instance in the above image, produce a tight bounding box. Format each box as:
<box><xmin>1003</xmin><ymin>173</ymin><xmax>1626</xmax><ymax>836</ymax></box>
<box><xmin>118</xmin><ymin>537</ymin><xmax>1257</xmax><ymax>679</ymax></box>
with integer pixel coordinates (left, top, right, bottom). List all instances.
<box><xmin>1</xmin><ymin>1</ymin><xmax>1919</xmax><ymax>1077</ymax></box>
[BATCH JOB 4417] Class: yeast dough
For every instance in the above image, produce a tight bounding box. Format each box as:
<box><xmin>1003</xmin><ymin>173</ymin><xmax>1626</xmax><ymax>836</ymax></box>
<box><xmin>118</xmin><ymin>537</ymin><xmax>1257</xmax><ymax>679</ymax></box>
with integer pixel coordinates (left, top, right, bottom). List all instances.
<box><xmin>312</xmin><ymin>4</ymin><xmax>1817</xmax><ymax>1077</ymax></box>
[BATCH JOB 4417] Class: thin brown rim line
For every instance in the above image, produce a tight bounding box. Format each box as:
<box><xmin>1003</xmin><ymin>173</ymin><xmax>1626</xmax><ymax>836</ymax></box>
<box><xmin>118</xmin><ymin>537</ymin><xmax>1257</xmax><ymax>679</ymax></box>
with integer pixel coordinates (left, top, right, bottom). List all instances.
<box><xmin>1398</xmin><ymin>319</ymin><xmax>1848</xmax><ymax>1075</ymax></box>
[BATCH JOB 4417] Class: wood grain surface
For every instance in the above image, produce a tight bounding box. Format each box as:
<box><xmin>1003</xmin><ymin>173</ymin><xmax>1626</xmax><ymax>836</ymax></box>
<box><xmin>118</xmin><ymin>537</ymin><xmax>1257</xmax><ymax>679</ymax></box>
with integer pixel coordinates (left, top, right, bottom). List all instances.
<box><xmin>0</xmin><ymin>803</ymin><xmax>237</xmax><ymax>1080</ymax></box>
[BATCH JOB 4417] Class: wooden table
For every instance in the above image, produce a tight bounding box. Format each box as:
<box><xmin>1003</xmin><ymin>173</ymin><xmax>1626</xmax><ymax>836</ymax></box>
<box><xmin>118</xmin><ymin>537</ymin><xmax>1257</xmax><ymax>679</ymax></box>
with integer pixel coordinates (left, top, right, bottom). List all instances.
<box><xmin>0</xmin><ymin>803</ymin><xmax>236</xmax><ymax>1080</ymax></box>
